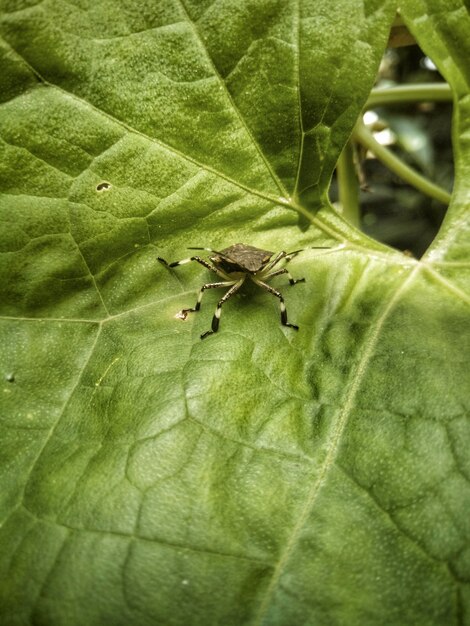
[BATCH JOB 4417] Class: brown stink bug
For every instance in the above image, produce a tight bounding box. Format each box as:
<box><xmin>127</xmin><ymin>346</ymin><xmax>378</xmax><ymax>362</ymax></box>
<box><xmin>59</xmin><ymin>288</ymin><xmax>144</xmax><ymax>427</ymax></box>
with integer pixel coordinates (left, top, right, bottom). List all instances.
<box><xmin>158</xmin><ymin>243</ymin><xmax>327</xmax><ymax>339</ymax></box>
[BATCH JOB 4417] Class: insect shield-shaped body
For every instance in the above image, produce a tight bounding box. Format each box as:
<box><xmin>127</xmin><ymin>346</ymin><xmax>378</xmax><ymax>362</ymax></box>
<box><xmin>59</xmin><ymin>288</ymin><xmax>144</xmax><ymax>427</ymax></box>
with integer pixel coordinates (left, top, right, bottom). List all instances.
<box><xmin>210</xmin><ymin>243</ymin><xmax>274</xmax><ymax>275</ymax></box>
<box><xmin>158</xmin><ymin>243</ymin><xmax>305</xmax><ymax>339</ymax></box>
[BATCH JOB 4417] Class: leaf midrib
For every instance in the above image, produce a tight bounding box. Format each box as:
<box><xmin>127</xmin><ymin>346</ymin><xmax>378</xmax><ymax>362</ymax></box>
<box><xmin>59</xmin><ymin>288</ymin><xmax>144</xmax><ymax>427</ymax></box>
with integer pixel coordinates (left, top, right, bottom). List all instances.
<box><xmin>176</xmin><ymin>0</ymin><xmax>290</xmax><ymax>199</ymax></box>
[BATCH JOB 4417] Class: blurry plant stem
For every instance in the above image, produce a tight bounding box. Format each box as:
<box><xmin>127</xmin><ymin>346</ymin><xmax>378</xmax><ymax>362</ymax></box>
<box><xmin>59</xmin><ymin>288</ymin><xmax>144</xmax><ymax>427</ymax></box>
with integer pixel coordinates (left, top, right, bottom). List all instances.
<box><xmin>366</xmin><ymin>83</ymin><xmax>452</xmax><ymax>108</ymax></box>
<box><xmin>353</xmin><ymin>120</ymin><xmax>451</xmax><ymax>205</ymax></box>
<box><xmin>336</xmin><ymin>83</ymin><xmax>452</xmax><ymax>226</ymax></box>
<box><xmin>336</xmin><ymin>141</ymin><xmax>360</xmax><ymax>227</ymax></box>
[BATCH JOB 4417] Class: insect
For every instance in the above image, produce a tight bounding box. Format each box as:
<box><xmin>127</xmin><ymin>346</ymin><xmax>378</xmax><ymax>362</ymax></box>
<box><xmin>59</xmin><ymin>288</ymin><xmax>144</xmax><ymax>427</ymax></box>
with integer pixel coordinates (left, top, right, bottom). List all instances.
<box><xmin>158</xmin><ymin>243</ymin><xmax>312</xmax><ymax>339</ymax></box>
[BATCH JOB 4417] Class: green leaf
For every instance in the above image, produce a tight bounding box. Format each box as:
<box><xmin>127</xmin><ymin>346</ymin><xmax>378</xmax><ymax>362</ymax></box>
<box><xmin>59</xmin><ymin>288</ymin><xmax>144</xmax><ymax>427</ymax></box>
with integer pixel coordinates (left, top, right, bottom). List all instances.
<box><xmin>0</xmin><ymin>1</ymin><xmax>469</xmax><ymax>625</ymax></box>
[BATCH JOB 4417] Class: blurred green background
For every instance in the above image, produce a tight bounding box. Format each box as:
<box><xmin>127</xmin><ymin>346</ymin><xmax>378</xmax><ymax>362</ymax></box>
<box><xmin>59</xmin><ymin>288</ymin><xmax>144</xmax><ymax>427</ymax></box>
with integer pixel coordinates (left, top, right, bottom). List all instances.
<box><xmin>330</xmin><ymin>44</ymin><xmax>453</xmax><ymax>258</ymax></box>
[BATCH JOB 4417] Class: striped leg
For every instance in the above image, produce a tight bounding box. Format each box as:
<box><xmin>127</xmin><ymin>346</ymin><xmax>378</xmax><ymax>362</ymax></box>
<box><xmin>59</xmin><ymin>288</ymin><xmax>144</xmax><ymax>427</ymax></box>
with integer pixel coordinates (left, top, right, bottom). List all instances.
<box><xmin>158</xmin><ymin>255</ymin><xmax>230</xmax><ymax>280</ymax></box>
<box><xmin>181</xmin><ymin>281</ymin><xmax>236</xmax><ymax>315</ymax></box>
<box><xmin>261</xmin><ymin>267</ymin><xmax>305</xmax><ymax>286</ymax></box>
<box><xmin>261</xmin><ymin>251</ymin><xmax>286</xmax><ymax>273</ymax></box>
<box><xmin>201</xmin><ymin>279</ymin><xmax>245</xmax><ymax>339</ymax></box>
<box><xmin>261</xmin><ymin>249</ymin><xmax>304</xmax><ymax>274</ymax></box>
<box><xmin>252</xmin><ymin>278</ymin><xmax>299</xmax><ymax>330</ymax></box>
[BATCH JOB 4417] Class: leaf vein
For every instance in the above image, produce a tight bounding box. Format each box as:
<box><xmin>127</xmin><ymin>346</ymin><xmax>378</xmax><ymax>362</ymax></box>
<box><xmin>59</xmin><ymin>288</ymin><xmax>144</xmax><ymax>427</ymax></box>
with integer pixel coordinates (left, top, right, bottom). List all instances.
<box><xmin>253</xmin><ymin>264</ymin><xmax>421</xmax><ymax>625</ymax></box>
<box><xmin>176</xmin><ymin>0</ymin><xmax>289</xmax><ymax>198</ymax></box>
<box><xmin>20</xmin><ymin>325</ymin><xmax>102</xmax><ymax>505</ymax></box>
<box><xmin>423</xmin><ymin>264</ymin><xmax>470</xmax><ymax>305</ymax></box>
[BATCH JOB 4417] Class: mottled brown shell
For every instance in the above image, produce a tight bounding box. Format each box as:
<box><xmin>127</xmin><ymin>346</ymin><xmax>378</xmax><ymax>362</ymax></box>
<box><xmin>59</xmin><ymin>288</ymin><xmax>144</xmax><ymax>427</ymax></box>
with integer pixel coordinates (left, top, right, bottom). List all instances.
<box><xmin>212</xmin><ymin>243</ymin><xmax>274</xmax><ymax>273</ymax></box>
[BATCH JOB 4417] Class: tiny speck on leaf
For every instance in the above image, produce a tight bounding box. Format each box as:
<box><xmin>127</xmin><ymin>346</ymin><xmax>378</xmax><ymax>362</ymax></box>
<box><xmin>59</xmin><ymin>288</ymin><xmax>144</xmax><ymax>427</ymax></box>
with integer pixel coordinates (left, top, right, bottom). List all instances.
<box><xmin>5</xmin><ymin>373</ymin><xmax>15</xmax><ymax>382</ymax></box>
<box><xmin>96</xmin><ymin>182</ymin><xmax>111</xmax><ymax>192</ymax></box>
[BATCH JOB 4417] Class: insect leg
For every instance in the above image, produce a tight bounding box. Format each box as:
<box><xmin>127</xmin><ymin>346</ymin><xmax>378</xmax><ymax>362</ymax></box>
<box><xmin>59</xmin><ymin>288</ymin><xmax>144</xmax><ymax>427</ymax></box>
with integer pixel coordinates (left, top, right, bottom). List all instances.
<box><xmin>181</xmin><ymin>281</ymin><xmax>235</xmax><ymax>315</ymax></box>
<box><xmin>158</xmin><ymin>255</ymin><xmax>230</xmax><ymax>279</ymax></box>
<box><xmin>261</xmin><ymin>267</ymin><xmax>305</xmax><ymax>286</ymax></box>
<box><xmin>260</xmin><ymin>251</ymin><xmax>286</xmax><ymax>273</ymax></box>
<box><xmin>201</xmin><ymin>278</ymin><xmax>245</xmax><ymax>340</ymax></box>
<box><xmin>252</xmin><ymin>278</ymin><xmax>299</xmax><ymax>330</ymax></box>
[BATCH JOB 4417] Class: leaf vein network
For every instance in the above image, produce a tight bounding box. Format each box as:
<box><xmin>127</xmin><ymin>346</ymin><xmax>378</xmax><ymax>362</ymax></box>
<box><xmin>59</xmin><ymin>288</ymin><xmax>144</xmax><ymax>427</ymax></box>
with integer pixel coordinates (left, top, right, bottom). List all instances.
<box><xmin>252</xmin><ymin>264</ymin><xmax>422</xmax><ymax>624</ymax></box>
<box><xmin>176</xmin><ymin>0</ymin><xmax>289</xmax><ymax>199</ymax></box>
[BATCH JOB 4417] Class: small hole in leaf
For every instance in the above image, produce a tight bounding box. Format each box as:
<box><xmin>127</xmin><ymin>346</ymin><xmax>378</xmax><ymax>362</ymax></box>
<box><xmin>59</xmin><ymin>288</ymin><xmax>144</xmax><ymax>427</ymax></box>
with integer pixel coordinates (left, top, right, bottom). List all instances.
<box><xmin>96</xmin><ymin>181</ymin><xmax>112</xmax><ymax>192</ymax></box>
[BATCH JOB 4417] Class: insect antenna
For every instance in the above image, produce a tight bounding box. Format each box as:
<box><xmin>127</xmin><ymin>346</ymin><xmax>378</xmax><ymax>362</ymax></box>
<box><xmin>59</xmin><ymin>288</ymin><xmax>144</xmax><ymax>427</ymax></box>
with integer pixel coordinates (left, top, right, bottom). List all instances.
<box><xmin>187</xmin><ymin>246</ymin><xmax>221</xmax><ymax>253</ymax></box>
<box><xmin>285</xmin><ymin>245</ymin><xmax>331</xmax><ymax>256</ymax></box>
<box><xmin>187</xmin><ymin>246</ymin><xmax>231</xmax><ymax>259</ymax></box>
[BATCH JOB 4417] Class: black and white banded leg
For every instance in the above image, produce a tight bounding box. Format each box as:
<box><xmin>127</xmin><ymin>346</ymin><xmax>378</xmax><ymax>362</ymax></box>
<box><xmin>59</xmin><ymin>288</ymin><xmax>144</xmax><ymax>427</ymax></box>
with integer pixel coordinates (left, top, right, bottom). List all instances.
<box><xmin>252</xmin><ymin>278</ymin><xmax>299</xmax><ymax>330</ymax></box>
<box><xmin>201</xmin><ymin>278</ymin><xmax>245</xmax><ymax>339</ymax></box>
<box><xmin>262</xmin><ymin>267</ymin><xmax>305</xmax><ymax>286</ymax></box>
<box><xmin>157</xmin><ymin>255</ymin><xmax>230</xmax><ymax>280</ymax></box>
<box><xmin>180</xmin><ymin>281</ymin><xmax>236</xmax><ymax>317</ymax></box>
<box><xmin>260</xmin><ymin>251</ymin><xmax>286</xmax><ymax>274</ymax></box>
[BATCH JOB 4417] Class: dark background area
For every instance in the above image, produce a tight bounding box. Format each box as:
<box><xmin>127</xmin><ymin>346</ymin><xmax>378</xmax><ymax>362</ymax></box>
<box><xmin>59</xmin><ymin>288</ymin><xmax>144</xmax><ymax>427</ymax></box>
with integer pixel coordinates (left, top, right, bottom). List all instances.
<box><xmin>331</xmin><ymin>45</ymin><xmax>453</xmax><ymax>258</ymax></box>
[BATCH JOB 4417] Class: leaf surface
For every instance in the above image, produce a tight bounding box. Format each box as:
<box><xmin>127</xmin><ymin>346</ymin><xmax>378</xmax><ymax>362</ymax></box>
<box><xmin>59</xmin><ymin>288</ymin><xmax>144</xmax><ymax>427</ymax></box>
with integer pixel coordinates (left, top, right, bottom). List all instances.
<box><xmin>0</xmin><ymin>1</ymin><xmax>469</xmax><ymax>625</ymax></box>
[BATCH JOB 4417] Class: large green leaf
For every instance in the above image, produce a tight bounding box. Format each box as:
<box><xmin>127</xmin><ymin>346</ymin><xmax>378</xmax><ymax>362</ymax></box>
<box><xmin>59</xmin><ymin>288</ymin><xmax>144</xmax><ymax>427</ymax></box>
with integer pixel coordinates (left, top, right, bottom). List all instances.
<box><xmin>1</xmin><ymin>1</ymin><xmax>469</xmax><ymax>625</ymax></box>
